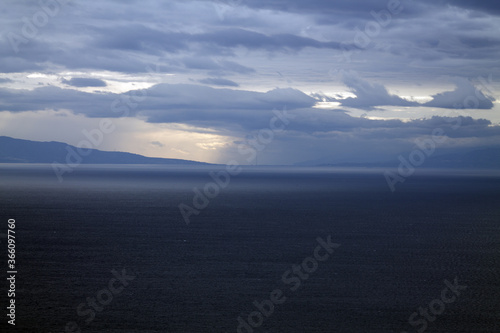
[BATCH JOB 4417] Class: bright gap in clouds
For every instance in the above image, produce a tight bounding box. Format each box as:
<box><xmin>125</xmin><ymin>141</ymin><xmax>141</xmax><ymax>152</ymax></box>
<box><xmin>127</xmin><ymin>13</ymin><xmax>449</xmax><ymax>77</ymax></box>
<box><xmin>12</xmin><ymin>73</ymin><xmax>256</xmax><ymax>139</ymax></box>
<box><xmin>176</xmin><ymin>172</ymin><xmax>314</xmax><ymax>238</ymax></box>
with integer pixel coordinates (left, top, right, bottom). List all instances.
<box><xmin>0</xmin><ymin>110</ymin><xmax>232</xmax><ymax>163</ymax></box>
<box><xmin>21</xmin><ymin>70</ymin><xmax>176</xmax><ymax>94</ymax></box>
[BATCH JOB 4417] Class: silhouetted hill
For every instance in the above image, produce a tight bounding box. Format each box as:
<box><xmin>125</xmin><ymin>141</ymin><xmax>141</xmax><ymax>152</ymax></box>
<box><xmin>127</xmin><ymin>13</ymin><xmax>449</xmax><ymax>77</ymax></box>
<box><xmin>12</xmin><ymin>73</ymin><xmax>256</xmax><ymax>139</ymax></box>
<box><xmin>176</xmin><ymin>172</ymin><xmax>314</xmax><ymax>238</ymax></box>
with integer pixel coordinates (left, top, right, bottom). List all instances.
<box><xmin>0</xmin><ymin>136</ymin><xmax>209</xmax><ymax>165</ymax></box>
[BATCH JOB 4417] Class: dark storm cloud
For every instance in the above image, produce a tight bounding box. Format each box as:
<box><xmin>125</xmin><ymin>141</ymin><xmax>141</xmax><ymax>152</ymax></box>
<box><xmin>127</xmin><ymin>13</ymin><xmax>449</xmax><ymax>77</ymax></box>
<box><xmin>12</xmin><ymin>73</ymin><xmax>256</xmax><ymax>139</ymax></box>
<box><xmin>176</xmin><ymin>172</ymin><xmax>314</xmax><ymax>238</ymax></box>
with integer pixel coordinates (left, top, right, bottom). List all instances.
<box><xmin>61</xmin><ymin>78</ymin><xmax>107</xmax><ymax>87</ymax></box>
<box><xmin>198</xmin><ymin>78</ymin><xmax>239</xmax><ymax>87</ymax></box>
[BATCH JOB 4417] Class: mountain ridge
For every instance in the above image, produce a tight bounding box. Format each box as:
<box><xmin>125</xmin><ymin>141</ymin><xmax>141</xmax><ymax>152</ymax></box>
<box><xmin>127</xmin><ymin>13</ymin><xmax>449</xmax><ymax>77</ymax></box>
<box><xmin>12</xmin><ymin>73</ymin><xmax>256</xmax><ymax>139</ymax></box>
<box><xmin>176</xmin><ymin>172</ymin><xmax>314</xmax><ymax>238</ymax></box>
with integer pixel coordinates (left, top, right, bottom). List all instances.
<box><xmin>0</xmin><ymin>136</ymin><xmax>209</xmax><ymax>165</ymax></box>
<box><xmin>2</xmin><ymin>136</ymin><xmax>499</xmax><ymax>169</ymax></box>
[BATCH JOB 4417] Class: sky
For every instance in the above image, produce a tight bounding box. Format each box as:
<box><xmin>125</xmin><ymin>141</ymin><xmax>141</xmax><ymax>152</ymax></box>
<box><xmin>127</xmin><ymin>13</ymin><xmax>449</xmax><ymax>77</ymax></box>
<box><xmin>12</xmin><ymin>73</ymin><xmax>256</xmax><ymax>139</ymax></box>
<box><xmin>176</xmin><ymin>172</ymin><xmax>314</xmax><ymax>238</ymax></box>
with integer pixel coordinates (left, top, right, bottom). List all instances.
<box><xmin>0</xmin><ymin>0</ymin><xmax>499</xmax><ymax>165</ymax></box>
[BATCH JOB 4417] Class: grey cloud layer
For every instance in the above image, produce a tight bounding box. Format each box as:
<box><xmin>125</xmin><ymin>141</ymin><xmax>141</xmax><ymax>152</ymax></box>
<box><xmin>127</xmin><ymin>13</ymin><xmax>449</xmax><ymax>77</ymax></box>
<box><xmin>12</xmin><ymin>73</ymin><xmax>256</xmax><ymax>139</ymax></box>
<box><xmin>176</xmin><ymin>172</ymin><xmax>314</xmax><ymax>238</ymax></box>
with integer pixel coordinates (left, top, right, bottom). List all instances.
<box><xmin>1</xmin><ymin>0</ymin><xmax>499</xmax><ymax>164</ymax></box>
<box><xmin>0</xmin><ymin>84</ymin><xmax>315</xmax><ymax>127</ymax></box>
<box><xmin>223</xmin><ymin>0</ymin><xmax>500</xmax><ymax>16</ymax></box>
<box><xmin>0</xmin><ymin>84</ymin><xmax>497</xmax><ymax>143</ymax></box>
<box><xmin>1</xmin><ymin>0</ymin><xmax>499</xmax><ymax>79</ymax></box>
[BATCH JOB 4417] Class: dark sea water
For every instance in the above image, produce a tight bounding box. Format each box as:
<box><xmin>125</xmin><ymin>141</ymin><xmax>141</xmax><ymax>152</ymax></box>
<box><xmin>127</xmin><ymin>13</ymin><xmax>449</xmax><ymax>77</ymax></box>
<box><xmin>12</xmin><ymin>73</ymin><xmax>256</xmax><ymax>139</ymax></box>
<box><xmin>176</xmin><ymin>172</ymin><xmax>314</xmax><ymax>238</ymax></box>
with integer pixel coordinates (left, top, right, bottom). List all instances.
<box><xmin>1</xmin><ymin>164</ymin><xmax>499</xmax><ymax>332</ymax></box>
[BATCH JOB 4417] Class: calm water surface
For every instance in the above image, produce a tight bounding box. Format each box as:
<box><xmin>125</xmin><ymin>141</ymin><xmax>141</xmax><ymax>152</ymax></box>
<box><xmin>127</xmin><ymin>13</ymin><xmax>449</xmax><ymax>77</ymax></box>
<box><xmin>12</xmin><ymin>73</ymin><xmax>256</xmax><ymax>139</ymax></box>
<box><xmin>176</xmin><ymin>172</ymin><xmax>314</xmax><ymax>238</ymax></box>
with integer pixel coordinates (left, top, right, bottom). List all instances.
<box><xmin>0</xmin><ymin>164</ymin><xmax>499</xmax><ymax>332</ymax></box>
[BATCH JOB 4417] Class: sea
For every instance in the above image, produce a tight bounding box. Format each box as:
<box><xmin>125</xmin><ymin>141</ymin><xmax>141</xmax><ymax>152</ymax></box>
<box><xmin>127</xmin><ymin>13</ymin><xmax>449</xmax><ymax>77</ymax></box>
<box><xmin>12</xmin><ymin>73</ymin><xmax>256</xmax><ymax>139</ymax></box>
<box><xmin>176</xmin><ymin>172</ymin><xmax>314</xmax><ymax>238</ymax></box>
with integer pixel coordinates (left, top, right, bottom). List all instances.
<box><xmin>0</xmin><ymin>164</ymin><xmax>499</xmax><ymax>332</ymax></box>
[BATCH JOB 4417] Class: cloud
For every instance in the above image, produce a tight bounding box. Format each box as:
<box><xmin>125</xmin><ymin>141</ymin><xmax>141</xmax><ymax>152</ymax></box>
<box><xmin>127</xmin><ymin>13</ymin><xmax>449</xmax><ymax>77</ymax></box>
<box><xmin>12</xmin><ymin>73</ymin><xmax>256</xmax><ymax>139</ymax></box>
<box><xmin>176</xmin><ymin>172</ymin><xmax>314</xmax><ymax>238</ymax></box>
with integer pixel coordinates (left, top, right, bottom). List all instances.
<box><xmin>227</xmin><ymin>0</ymin><xmax>401</xmax><ymax>16</ymax></box>
<box><xmin>62</xmin><ymin>78</ymin><xmax>107</xmax><ymax>87</ymax></box>
<box><xmin>151</xmin><ymin>141</ymin><xmax>164</xmax><ymax>147</ymax></box>
<box><xmin>192</xmin><ymin>28</ymin><xmax>341</xmax><ymax>51</ymax></box>
<box><xmin>142</xmin><ymin>85</ymin><xmax>318</xmax><ymax>129</ymax></box>
<box><xmin>0</xmin><ymin>84</ymin><xmax>317</xmax><ymax>130</ymax></box>
<box><xmin>219</xmin><ymin>109</ymin><xmax>500</xmax><ymax>164</ymax></box>
<box><xmin>1</xmin><ymin>0</ymin><xmax>499</xmax><ymax>83</ymax></box>
<box><xmin>90</xmin><ymin>25</ymin><xmax>340</xmax><ymax>55</ymax></box>
<box><xmin>1</xmin><ymin>0</ymin><xmax>500</xmax><ymax>165</ymax></box>
<box><xmin>222</xmin><ymin>0</ymin><xmax>500</xmax><ymax>17</ymax></box>
<box><xmin>198</xmin><ymin>77</ymin><xmax>239</xmax><ymax>87</ymax></box>
<box><xmin>333</xmin><ymin>74</ymin><xmax>495</xmax><ymax>110</ymax></box>
<box><xmin>181</xmin><ymin>57</ymin><xmax>254</xmax><ymax>74</ymax></box>
<box><xmin>1</xmin><ymin>80</ymin><xmax>497</xmax><ymax>138</ymax></box>
<box><xmin>424</xmin><ymin>78</ymin><xmax>495</xmax><ymax>109</ymax></box>
<box><xmin>440</xmin><ymin>0</ymin><xmax>500</xmax><ymax>15</ymax></box>
<box><xmin>91</xmin><ymin>24</ymin><xmax>190</xmax><ymax>53</ymax></box>
<box><xmin>0</xmin><ymin>56</ymin><xmax>43</xmax><ymax>73</ymax></box>
<box><xmin>284</xmin><ymin>106</ymin><xmax>500</xmax><ymax>139</ymax></box>
<box><xmin>336</xmin><ymin>72</ymin><xmax>419</xmax><ymax>109</ymax></box>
